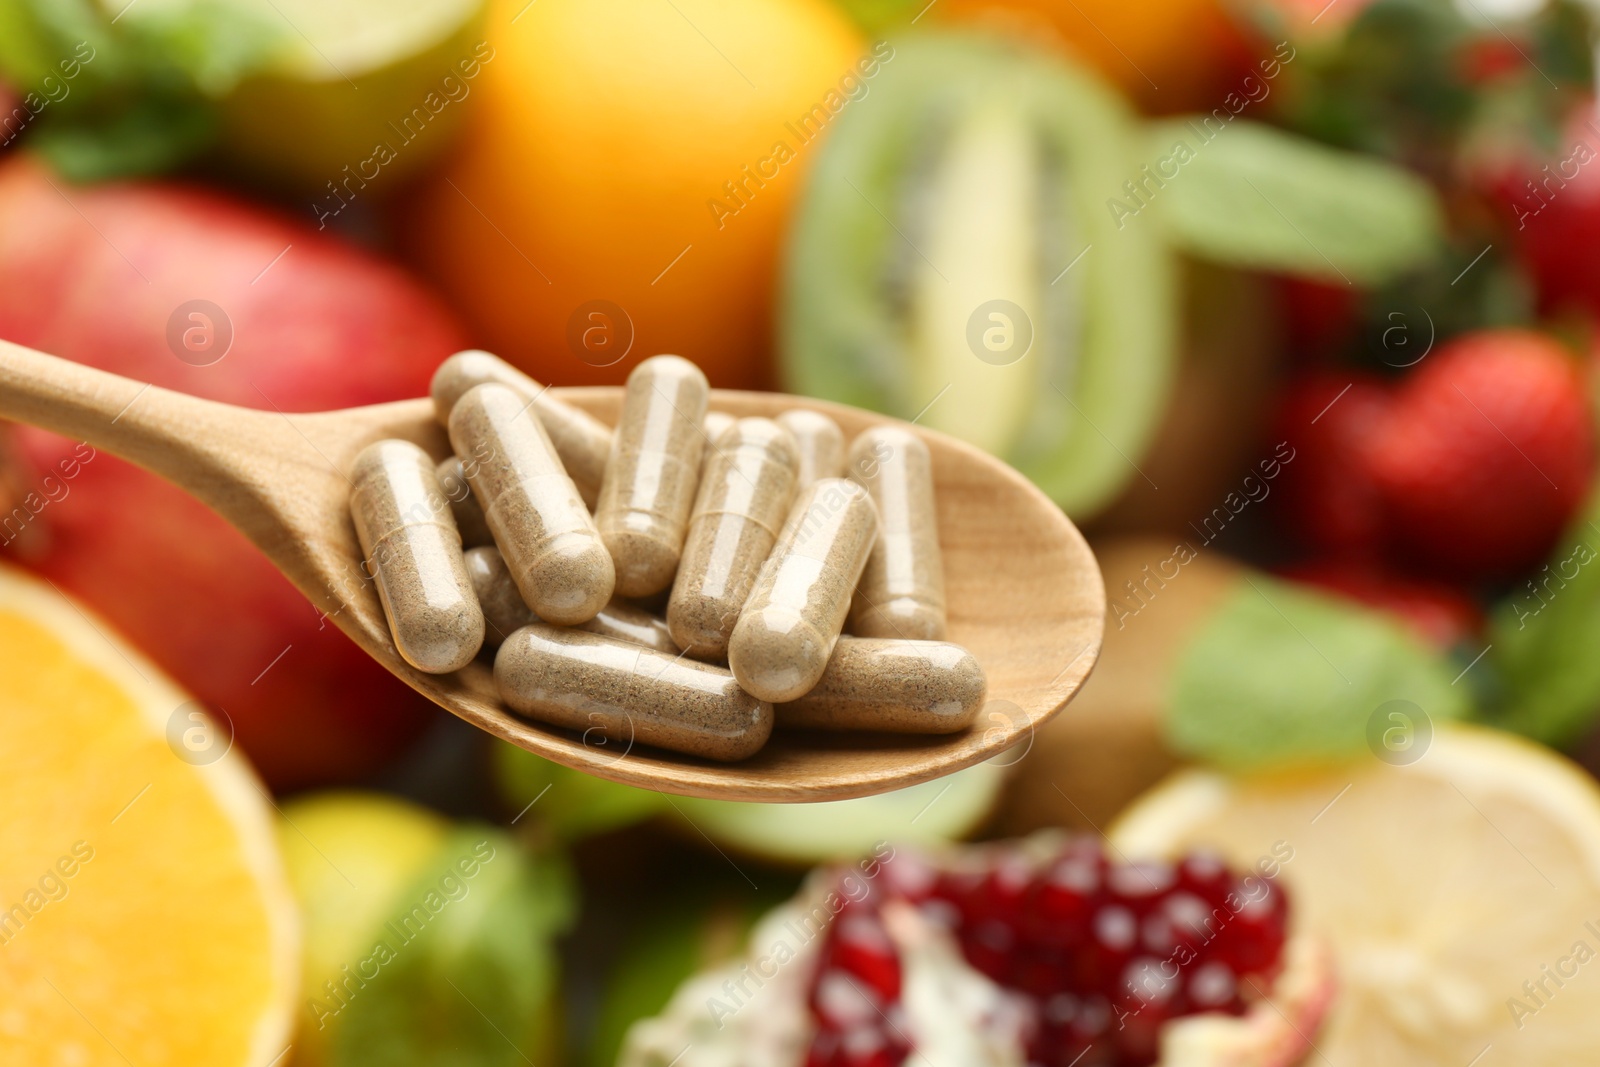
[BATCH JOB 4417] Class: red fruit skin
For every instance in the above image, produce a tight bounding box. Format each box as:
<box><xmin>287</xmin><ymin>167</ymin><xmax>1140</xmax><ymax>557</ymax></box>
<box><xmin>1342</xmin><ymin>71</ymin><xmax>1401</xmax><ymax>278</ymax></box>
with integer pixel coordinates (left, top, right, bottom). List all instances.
<box><xmin>1270</xmin><ymin>373</ymin><xmax>1393</xmax><ymax>558</ymax></box>
<box><xmin>0</xmin><ymin>154</ymin><xmax>466</xmax><ymax>788</ymax></box>
<box><xmin>1276</xmin><ymin>278</ymin><xmax>1359</xmax><ymax>365</ymax></box>
<box><xmin>1280</xmin><ymin>560</ymin><xmax>1485</xmax><ymax>650</ymax></box>
<box><xmin>1494</xmin><ymin>102</ymin><xmax>1600</xmax><ymax>320</ymax></box>
<box><xmin>1368</xmin><ymin>330</ymin><xmax>1594</xmax><ymax>579</ymax></box>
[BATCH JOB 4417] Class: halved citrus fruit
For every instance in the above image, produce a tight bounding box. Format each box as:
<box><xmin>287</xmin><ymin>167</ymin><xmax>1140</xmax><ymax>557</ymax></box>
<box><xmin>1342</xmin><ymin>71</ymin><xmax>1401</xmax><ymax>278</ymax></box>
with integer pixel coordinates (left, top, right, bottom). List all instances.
<box><xmin>0</xmin><ymin>563</ymin><xmax>298</xmax><ymax>1065</ymax></box>
<box><xmin>1111</xmin><ymin>725</ymin><xmax>1600</xmax><ymax>1064</ymax></box>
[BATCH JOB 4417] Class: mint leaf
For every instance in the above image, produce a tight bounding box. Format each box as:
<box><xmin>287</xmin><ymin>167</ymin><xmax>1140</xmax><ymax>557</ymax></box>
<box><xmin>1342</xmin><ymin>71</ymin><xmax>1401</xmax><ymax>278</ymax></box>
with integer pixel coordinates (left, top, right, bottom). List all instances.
<box><xmin>1487</xmin><ymin>489</ymin><xmax>1600</xmax><ymax>746</ymax></box>
<box><xmin>1141</xmin><ymin>119</ymin><xmax>1444</xmax><ymax>285</ymax></box>
<box><xmin>29</xmin><ymin>99</ymin><xmax>215</xmax><ymax>181</ymax></box>
<box><xmin>1167</xmin><ymin>576</ymin><xmax>1469</xmax><ymax>768</ymax></box>
<box><xmin>0</xmin><ymin>0</ymin><xmax>284</xmax><ymax>178</ymax></box>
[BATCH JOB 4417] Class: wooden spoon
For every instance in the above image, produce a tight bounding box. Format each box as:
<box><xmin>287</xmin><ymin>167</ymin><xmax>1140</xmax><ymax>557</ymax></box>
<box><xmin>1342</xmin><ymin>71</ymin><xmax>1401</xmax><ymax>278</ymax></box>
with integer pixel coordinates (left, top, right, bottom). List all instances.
<box><xmin>0</xmin><ymin>340</ymin><xmax>1103</xmax><ymax>802</ymax></box>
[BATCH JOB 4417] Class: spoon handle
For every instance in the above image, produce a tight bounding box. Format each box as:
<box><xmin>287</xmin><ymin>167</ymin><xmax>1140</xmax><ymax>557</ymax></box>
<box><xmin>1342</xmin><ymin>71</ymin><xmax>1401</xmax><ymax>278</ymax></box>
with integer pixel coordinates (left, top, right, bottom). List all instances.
<box><xmin>0</xmin><ymin>338</ymin><xmax>249</xmax><ymax>480</ymax></box>
<box><xmin>0</xmin><ymin>337</ymin><xmax>321</xmax><ymax>547</ymax></box>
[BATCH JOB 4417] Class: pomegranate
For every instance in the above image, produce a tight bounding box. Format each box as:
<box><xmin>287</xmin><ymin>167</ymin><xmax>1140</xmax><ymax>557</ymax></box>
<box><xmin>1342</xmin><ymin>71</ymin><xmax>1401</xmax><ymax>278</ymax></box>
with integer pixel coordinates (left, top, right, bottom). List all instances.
<box><xmin>622</xmin><ymin>834</ymin><xmax>1334</xmax><ymax>1067</ymax></box>
<box><xmin>0</xmin><ymin>154</ymin><xmax>467</xmax><ymax>787</ymax></box>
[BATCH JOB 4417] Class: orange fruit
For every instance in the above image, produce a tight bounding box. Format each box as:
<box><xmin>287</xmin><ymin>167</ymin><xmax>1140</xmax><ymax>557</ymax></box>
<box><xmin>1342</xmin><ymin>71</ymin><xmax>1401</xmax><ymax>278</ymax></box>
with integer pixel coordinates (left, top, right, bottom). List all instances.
<box><xmin>937</xmin><ymin>0</ymin><xmax>1253</xmax><ymax>112</ymax></box>
<box><xmin>0</xmin><ymin>564</ymin><xmax>298</xmax><ymax>1066</ymax></box>
<box><xmin>406</xmin><ymin>0</ymin><xmax>864</xmax><ymax>390</ymax></box>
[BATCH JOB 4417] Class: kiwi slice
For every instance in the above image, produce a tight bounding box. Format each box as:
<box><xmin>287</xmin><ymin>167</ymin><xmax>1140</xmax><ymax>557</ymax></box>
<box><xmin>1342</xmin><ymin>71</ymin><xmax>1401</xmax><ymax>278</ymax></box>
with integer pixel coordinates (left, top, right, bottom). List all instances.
<box><xmin>780</xmin><ymin>32</ymin><xmax>1176</xmax><ymax>517</ymax></box>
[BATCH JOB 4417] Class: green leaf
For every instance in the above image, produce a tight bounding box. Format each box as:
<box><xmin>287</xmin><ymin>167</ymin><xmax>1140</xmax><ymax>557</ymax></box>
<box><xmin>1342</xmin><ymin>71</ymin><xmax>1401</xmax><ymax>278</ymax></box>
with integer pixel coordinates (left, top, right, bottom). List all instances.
<box><xmin>1167</xmin><ymin>576</ymin><xmax>1469</xmax><ymax>768</ymax></box>
<box><xmin>29</xmin><ymin>98</ymin><xmax>215</xmax><ymax>180</ymax></box>
<box><xmin>1487</xmin><ymin>489</ymin><xmax>1600</xmax><ymax>746</ymax></box>
<box><xmin>0</xmin><ymin>0</ymin><xmax>290</xmax><ymax>178</ymax></box>
<box><xmin>1142</xmin><ymin>119</ymin><xmax>1444</xmax><ymax>285</ymax></box>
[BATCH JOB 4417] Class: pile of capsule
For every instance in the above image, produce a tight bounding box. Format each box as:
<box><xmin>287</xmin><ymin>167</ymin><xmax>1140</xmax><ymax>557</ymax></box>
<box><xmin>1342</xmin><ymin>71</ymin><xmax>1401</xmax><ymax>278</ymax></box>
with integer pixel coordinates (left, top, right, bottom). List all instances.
<box><xmin>347</xmin><ymin>350</ymin><xmax>987</xmax><ymax>762</ymax></box>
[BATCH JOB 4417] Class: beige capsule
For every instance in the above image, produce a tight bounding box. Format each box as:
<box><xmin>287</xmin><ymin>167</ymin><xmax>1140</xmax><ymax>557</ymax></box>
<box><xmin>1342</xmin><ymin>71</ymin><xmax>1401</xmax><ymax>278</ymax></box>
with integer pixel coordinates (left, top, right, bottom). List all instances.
<box><xmin>448</xmin><ymin>383</ymin><xmax>615</xmax><ymax>625</ymax></box>
<box><xmin>727</xmin><ymin>478</ymin><xmax>878</xmax><ymax>703</ymax></box>
<box><xmin>700</xmin><ymin>411</ymin><xmax>736</xmax><ymax>477</ymax></box>
<box><xmin>846</xmin><ymin>426</ymin><xmax>946</xmax><ymax>640</ymax></box>
<box><xmin>595</xmin><ymin>355</ymin><xmax>710</xmax><ymax>597</ymax></box>
<box><xmin>435</xmin><ymin>455</ymin><xmax>493</xmax><ymax>547</ymax></box>
<box><xmin>464</xmin><ymin>545</ymin><xmax>679</xmax><ymax>653</ymax></box>
<box><xmin>582</xmin><ymin>599</ymin><xmax>682</xmax><ymax>654</ymax></box>
<box><xmin>775</xmin><ymin>637</ymin><xmax>985</xmax><ymax>734</ymax></box>
<box><xmin>349</xmin><ymin>439</ymin><xmax>485</xmax><ymax>674</ymax></box>
<box><xmin>431</xmin><ymin>349</ymin><xmax>613</xmax><ymax>507</ymax></box>
<box><xmin>462</xmin><ymin>545</ymin><xmax>537</xmax><ymax>643</ymax></box>
<box><xmin>776</xmin><ymin>409</ymin><xmax>846</xmax><ymax>491</ymax></box>
<box><xmin>495</xmin><ymin>624</ymin><xmax>773</xmax><ymax>761</ymax></box>
<box><xmin>668</xmin><ymin>418</ymin><xmax>800</xmax><ymax>660</ymax></box>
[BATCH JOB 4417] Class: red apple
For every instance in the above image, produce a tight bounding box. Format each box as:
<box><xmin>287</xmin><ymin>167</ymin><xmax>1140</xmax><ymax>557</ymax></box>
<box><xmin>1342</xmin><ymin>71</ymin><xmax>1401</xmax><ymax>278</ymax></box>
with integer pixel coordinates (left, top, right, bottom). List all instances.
<box><xmin>0</xmin><ymin>154</ymin><xmax>467</xmax><ymax>788</ymax></box>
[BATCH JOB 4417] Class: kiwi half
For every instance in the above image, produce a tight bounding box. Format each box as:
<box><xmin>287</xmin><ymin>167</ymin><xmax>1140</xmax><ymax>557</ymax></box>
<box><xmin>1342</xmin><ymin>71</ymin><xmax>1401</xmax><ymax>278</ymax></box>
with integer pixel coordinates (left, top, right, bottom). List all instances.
<box><xmin>780</xmin><ymin>32</ymin><xmax>1176</xmax><ymax>517</ymax></box>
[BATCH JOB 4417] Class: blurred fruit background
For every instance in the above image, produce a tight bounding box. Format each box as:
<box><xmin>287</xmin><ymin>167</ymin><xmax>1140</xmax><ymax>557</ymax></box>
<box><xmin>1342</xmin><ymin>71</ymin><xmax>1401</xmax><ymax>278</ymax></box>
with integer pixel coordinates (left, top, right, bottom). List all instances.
<box><xmin>6</xmin><ymin>0</ymin><xmax>1600</xmax><ymax>1063</ymax></box>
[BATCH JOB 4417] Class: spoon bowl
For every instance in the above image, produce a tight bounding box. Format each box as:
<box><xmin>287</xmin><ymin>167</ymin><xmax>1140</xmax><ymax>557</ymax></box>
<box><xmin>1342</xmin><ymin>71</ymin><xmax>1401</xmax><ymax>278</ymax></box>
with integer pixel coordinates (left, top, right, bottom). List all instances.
<box><xmin>0</xmin><ymin>340</ymin><xmax>1103</xmax><ymax>801</ymax></box>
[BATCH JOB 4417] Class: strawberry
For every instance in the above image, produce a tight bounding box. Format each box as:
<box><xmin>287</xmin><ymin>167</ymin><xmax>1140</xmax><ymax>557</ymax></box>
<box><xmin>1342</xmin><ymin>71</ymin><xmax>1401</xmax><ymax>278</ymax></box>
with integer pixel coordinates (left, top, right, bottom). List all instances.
<box><xmin>1270</xmin><ymin>372</ymin><xmax>1393</xmax><ymax>558</ymax></box>
<box><xmin>1487</xmin><ymin>100</ymin><xmax>1600</xmax><ymax>322</ymax></box>
<box><xmin>1368</xmin><ymin>330</ymin><xmax>1594</xmax><ymax>578</ymax></box>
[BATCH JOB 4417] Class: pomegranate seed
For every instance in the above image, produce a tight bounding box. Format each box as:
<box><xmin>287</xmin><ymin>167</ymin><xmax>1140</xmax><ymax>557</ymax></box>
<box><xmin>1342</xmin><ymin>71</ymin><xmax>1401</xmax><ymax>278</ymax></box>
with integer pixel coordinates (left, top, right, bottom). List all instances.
<box><xmin>829</xmin><ymin>913</ymin><xmax>902</xmax><ymax>999</ymax></box>
<box><xmin>812</xmin><ymin>970</ymin><xmax>882</xmax><ymax>1030</ymax></box>
<box><xmin>1141</xmin><ymin>892</ymin><xmax>1213</xmax><ymax>956</ymax></box>
<box><xmin>1177</xmin><ymin>851</ymin><xmax>1232</xmax><ymax>902</ymax></box>
<box><xmin>1106</xmin><ymin>861</ymin><xmax>1176</xmax><ymax>903</ymax></box>
<box><xmin>1188</xmin><ymin>961</ymin><xmax>1239</xmax><ymax>1009</ymax></box>
<box><xmin>803</xmin><ymin>840</ymin><xmax>1290</xmax><ymax>1067</ymax></box>
<box><xmin>880</xmin><ymin>852</ymin><xmax>938</xmax><ymax>900</ymax></box>
<box><xmin>1093</xmin><ymin>905</ymin><xmax>1137</xmax><ymax>951</ymax></box>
